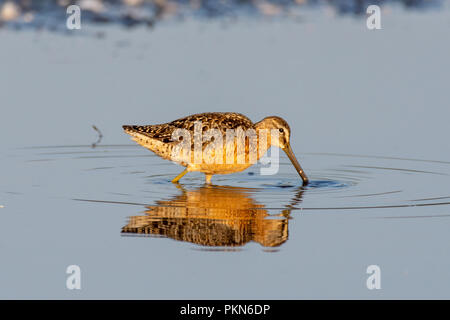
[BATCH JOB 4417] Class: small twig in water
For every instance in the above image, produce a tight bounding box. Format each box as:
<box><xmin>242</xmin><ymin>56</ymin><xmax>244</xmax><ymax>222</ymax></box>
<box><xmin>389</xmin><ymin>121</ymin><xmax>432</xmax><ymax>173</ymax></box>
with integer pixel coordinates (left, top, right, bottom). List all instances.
<box><xmin>91</xmin><ymin>125</ymin><xmax>103</xmax><ymax>148</ymax></box>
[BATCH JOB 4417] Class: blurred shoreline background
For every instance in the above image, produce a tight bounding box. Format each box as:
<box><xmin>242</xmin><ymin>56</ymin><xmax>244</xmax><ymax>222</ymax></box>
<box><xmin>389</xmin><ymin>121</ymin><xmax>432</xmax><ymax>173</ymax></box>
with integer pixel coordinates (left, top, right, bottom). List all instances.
<box><xmin>0</xmin><ymin>0</ymin><xmax>445</xmax><ymax>31</ymax></box>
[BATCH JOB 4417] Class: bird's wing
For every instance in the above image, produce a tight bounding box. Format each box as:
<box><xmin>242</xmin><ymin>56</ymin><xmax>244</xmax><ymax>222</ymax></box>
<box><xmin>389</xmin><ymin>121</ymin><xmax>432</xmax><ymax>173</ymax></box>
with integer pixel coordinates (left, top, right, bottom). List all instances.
<box><xmin>123</xmin><ymin>123</ymin><xmax>180</xmax><ymax>143</ymax></box>
<box><xmin>168</xmin><ymin>112</ymin><xmax>256</xmax><ymax>153</ymax></box>
<box><xmin>168</xmin><ymin>112</ymin><xmax>255</xmax><ymax>134</ymax></box>
<box><xmin>125</xmin><ymin>112</ymin><xmax>254</xmax><ymax>143</ymax></box>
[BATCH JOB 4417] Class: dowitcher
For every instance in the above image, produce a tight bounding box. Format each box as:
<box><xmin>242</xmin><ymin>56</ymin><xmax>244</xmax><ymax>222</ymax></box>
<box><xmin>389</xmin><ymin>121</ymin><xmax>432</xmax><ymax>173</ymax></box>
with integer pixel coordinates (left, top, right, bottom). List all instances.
<box><xmin>123</xmin><ymin>112</ymin><xmax>308</xmax><ymax>185</ymax></box>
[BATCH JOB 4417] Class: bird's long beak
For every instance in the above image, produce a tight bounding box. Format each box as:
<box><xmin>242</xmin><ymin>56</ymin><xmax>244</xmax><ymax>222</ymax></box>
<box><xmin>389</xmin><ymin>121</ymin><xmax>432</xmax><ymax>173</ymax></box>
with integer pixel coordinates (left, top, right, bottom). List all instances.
<box><xmin>283</xmin><ymin>144</ymin><xmax>309</xmax><ymax>186</ymax></box>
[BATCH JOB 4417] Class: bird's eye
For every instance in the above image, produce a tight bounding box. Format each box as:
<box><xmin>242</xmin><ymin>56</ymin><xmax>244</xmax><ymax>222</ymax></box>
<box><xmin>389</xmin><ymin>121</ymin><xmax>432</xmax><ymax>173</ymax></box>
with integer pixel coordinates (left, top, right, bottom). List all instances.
<box><xmin>279</xmin><ymin>128</ymin><xmax>284</xmax><ymax>133</ymax></box>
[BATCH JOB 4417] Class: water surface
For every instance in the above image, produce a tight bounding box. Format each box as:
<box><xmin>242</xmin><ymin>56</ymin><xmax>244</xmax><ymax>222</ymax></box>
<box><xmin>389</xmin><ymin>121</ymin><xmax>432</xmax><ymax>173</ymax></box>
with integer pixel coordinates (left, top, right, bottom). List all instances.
<box><xmin>1</xmin><ymin>6</ymin><xmax>450</xmax><ymax>298</ymax></box>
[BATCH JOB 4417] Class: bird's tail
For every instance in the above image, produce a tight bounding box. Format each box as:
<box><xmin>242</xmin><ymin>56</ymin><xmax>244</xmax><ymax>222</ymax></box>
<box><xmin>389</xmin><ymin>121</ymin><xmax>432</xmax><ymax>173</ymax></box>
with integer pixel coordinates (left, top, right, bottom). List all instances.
<box><xmin>122</xmin><ymin>125</ymin><xmax>154</xmax><ymax>145</ymax></box>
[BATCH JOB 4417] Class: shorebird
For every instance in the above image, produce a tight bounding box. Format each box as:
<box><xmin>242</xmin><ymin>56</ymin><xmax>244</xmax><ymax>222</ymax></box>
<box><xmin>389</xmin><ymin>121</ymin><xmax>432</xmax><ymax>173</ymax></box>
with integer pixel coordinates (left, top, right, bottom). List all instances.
<box><xmin>123</xmin><ymin>112</ymin><xmax>308</xmax><ymax>185</ymax></box>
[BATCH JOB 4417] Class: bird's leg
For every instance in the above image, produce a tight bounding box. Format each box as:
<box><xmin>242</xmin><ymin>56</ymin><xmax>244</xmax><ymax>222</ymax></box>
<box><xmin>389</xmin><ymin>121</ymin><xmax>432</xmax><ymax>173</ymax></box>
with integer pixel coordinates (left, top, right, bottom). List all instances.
<box><xmin>205</xmin><ymin>174</ymin><xmax>212</xmax><ymax>184</ymax></box>
<box><xmin>171</xmin><ymin>169</ymin><xmax>188</xmax><ymax>183</ymax></box>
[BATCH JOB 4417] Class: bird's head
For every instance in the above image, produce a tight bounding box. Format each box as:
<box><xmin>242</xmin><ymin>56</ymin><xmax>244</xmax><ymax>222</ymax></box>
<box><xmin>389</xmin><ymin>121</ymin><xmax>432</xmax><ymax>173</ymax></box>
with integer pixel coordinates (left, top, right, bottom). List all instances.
<box><xmin>256</xmin><ymin>116</ymin><xmax>309</xmax><ymax>185</ymax></box>
<box><xmin>257</xmin><ymin>116</ymin><xmax>292</xmax><ymax>149</ymax></box>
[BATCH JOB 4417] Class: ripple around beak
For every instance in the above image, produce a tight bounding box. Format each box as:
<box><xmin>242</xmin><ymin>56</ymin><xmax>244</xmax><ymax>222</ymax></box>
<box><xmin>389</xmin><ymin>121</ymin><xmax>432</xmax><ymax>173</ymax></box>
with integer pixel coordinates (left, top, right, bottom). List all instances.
<box><xmin>283</xmin><ymin>144</ymin><xmax>309</xmax><ymax>185</ymax></box>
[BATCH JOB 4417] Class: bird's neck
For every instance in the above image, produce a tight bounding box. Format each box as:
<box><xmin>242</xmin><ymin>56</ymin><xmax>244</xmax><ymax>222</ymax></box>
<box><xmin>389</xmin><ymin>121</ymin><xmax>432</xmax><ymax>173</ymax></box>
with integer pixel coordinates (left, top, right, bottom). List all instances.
<box><xmin>255</xmin><ymin>121</ymin><xmax>274</xmax><ymax>159</ymax></box>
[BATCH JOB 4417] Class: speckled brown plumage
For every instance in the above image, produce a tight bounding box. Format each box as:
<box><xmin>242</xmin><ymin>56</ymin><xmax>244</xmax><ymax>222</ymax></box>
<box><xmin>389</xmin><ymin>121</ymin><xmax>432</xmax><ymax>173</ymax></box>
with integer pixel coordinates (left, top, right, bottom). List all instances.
<box><xmin>123</xmin><ymin>112</ymin><xmax>254</xmax><ymax>144</ymax></box>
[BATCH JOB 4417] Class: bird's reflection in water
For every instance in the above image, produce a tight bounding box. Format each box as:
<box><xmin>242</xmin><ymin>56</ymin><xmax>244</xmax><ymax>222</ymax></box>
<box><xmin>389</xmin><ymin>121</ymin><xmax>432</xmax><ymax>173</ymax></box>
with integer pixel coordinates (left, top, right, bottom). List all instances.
<box><xmin>122</xmin><ymin>185</ymin><xmax>304</xmax><ymax>248</ymax></box>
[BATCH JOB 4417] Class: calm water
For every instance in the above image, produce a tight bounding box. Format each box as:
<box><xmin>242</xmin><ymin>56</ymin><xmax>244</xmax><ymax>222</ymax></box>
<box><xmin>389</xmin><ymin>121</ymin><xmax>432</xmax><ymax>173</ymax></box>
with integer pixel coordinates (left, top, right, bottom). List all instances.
<box><xmin>1</xmin><ymin>5</ymin><xmax>450</xmax><ymax>298</ymax></box>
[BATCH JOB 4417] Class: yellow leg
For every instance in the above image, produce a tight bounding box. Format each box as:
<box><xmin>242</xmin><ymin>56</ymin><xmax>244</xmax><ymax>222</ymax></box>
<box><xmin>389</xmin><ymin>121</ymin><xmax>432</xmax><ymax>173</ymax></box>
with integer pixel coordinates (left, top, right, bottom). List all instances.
<box><xmin>205</xmin><ymin>174</ymin><xmax>212</xmax><ymax>184</ymax></box>
<box><xmin>172</xmin><ymin>169</ymin><xmax>188</xmax><ymax>183</ymax></box>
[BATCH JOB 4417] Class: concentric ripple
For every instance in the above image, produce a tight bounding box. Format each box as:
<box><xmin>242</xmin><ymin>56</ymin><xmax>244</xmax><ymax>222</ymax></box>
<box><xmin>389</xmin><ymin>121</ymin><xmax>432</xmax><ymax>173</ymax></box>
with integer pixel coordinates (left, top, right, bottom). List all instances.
<box><xmin>17</xmin><ymin>144</ymin><xmax>450</xmax><ymax>212</ymax></box>
<box><xmin>4</xmin><ymin>144</ymin><xmax>448</xmax><ymax>248</ymax></box>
